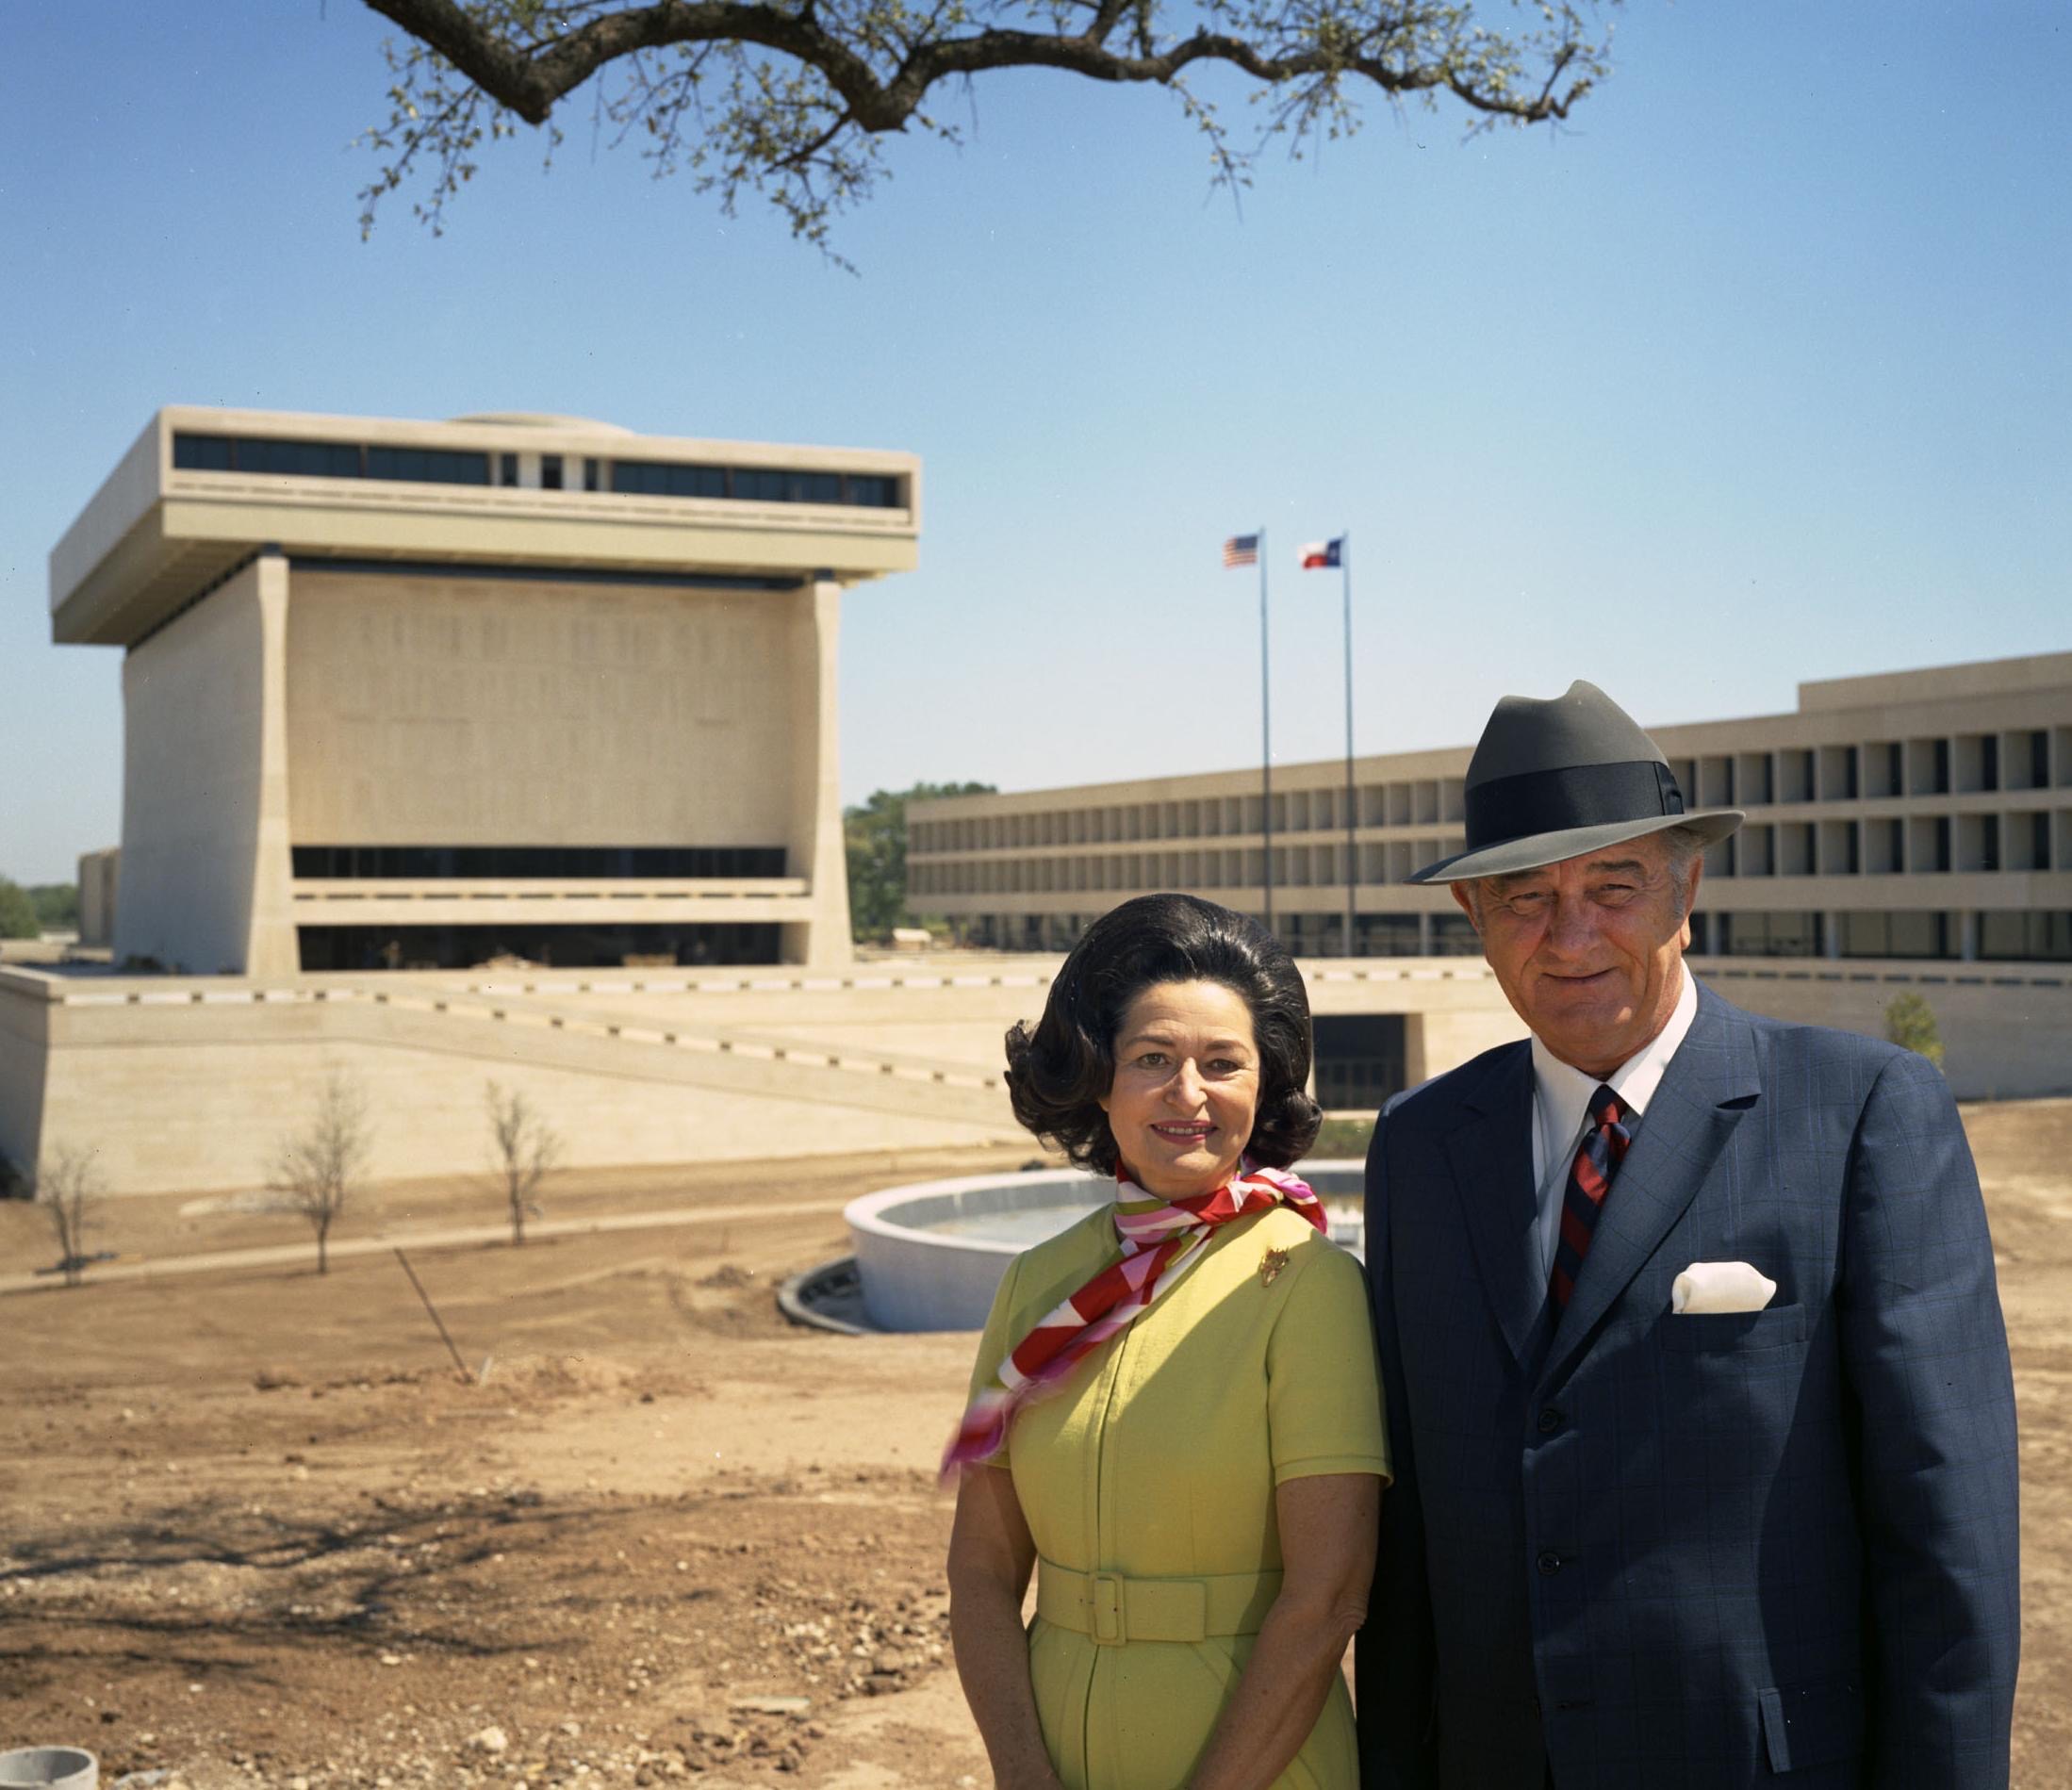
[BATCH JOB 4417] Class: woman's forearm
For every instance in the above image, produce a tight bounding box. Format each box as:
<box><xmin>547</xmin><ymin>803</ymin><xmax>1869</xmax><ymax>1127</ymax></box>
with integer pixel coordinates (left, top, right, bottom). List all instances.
<box><xmin>949</xmin><ymin>1573</ymin><xmax>1062</xmax><ymax>1790</ymax></box>
<box><xmin>1184</xmin><ymin>1471</ymin><xmax>1379</xmax><ymax>1788</ymax></box>
<box><xmin>1185</xmin><ymin>1583</ymin><xmax>1366</xmax><ymax>1790</ymax></box>
<box><xmin>947</xmin><ymin>1465</ymin><xmax>1059</xmax><ymax>1789</ymax></box>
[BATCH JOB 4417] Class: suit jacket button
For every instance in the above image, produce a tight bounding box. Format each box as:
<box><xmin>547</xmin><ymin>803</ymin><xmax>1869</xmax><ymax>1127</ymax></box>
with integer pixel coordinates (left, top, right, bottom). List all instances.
<box><xmin>1537</xmin><ymin>1550</ymin><xmax>1563</xmax><ymax>1576</ymax></box>
<box><xmin>1537</xmin><ymin>1406</ymin><xmax>1563</xmax><ymax>1435</ymax></box>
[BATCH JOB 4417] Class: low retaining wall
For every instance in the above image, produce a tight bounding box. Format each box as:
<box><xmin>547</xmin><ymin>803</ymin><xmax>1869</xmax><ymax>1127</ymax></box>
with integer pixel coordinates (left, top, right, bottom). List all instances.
<box><xmin>1693</xmin><ymin>957</ymin><xmax>2072</xmax><ymax>1100</ymax></box>
<box><xmin>2</xmin><ymin>951</ymin><xmax>2064</xmax><ymax>1196</ymax></box>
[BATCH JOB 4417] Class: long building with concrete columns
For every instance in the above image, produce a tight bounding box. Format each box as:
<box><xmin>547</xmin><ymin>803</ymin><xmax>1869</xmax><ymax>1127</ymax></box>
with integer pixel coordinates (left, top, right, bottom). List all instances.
<box><xmin>906</xmin><ymin>651</ymin><xmax>2072</xmax><ymax>967</ymax></box>
<box><xmin>51</xmin><ymin>406</ymin><xmax>919</xmax><ymax>976</ymax></box>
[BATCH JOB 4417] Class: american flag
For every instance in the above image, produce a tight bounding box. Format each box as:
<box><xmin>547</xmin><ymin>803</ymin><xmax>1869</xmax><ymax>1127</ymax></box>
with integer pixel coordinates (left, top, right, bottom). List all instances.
<box><xmin>1222</xmin><ymin>534</ymin><xmax>1259</xmax><ymax>568</ymax></box>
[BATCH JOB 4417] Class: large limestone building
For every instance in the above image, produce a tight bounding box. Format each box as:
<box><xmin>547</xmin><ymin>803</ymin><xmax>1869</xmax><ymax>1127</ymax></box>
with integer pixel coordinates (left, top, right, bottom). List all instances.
<box><xmin>6</xmin><ymin>410</ymin><xmax>2067</xmax><ymax>1198</ymax></box>
<box><xmin>51</xmin><ymin>406</ymin><xmax>919</xmax><ymax>975</ymax></box>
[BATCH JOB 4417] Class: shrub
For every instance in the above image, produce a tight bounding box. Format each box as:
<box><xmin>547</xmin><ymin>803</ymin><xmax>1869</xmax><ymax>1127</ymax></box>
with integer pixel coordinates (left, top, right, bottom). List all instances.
<box><xmin>1884</xmin><ymin>991</ymin><xmax>1946</xmax><ymax>1072</ymax></box>
<box><xmin>1307</xmin><ymin>1115</ymin><xmax>1377</xmax><ymax>1160</ymax></box>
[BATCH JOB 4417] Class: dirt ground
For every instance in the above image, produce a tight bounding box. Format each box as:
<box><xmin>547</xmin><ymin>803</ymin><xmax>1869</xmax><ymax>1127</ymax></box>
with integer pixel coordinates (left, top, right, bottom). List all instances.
<box><xmin>4</xmin><ymin>1109</ymin><xmax>2071</xmax><ymax>1788</ymax></box>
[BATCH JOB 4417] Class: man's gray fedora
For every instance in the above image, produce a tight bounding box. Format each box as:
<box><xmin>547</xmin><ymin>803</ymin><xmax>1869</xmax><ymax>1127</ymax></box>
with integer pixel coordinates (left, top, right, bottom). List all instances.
<box><xmin>1408</xmin><ymin>680</ymin><xmax>1743</xmax><ymax>884</ymax></box>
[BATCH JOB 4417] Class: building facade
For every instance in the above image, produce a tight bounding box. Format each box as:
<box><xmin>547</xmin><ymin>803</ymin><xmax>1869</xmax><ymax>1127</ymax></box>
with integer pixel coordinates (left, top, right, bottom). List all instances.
<box><xmin>908</xmin><ymin>652</ymin><xmax>2072</xmax><ymax>964</ymax></box>
<box><xmin>51</xmin><ymin>407</ymin><xmax>920</xmax><ymax>975</ymax></box>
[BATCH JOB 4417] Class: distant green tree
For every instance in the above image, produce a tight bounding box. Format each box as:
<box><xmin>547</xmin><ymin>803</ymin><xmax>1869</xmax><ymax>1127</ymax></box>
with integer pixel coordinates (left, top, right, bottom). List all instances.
<box><xmin>1884</xmin><ymin>991</ymin><xmax>1946</xmax><ymax>1072</ymax></box>
<box><xmin>845</xmin><ymin>781</ymin><xmax>995</xmax><ymax>938</ymax></box>
<box><xmin>28</xmin><ymin>885</ymin><xmax>80</xmax><ymax>932</ymax></box>
<box><xmin>0</xmin><ymin>879</ymin><xmax>41</xmax><ymax>941</ymax></box>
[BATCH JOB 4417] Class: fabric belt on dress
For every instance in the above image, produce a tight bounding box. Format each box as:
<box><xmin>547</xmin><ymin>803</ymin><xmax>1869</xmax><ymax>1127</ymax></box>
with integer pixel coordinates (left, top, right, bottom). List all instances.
<box><xmin>1035</xmin><ymin>1560</ymin><xmax>1283</xmax><ymax>1646</ymax></box>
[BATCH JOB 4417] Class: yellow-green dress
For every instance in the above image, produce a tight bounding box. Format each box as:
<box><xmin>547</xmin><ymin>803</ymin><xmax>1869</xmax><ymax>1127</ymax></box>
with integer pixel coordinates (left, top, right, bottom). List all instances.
<box><xmin>965</xmin><ymin>1197</ymin><xmax>1390</xmax><ymax>1789</ymax></box>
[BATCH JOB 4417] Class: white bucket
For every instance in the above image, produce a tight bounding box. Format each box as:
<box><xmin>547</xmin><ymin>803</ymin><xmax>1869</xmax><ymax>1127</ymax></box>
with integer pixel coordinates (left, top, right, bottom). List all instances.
<box><xmin>0</xmin><ymin>1749</ymin><xmax>97</xmax><ymax>1790</ymax></box>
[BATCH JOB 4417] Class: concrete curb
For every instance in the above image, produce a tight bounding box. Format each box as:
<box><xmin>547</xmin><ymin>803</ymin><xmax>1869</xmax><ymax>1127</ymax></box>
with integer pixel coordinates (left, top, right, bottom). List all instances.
<box><xmin>776</xmin><ymin>1256</ymin><xmax>874</xmax><ymax>1336</ymax></box>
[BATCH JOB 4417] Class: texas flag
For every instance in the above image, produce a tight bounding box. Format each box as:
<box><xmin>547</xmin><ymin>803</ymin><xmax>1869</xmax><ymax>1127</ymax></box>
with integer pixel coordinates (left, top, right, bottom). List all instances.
<box><xmin>1299</xmin><ymin>537</ymin><xmax>1343</xmax><ymax>569</ymax></box>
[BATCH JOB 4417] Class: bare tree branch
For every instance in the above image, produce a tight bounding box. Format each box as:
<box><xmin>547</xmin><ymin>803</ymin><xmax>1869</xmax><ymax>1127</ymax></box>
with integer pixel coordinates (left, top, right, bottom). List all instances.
<box><xmin>486</xmin><ymin>1081</ymin><xmax>563</xmax><ymax>1247</ymax></box>
<box><xmin>356</xmin><ymin>0</ymin><xmax>1618</xmax><ymax>255</ymax></box>
<box><xmin>367</xmin><ymin>0</ymin><xmax>1604</xmax><ymax>124</ymax></box>
<box><xmin>37</xmin><ymin>1145</ymin><xmax>103</xmax><ymax>1289</ymax></box>
<box><xmin>269</xmin><ymin>1075</ymin><xmax>374</xmax><ymax>1276</ymax></box>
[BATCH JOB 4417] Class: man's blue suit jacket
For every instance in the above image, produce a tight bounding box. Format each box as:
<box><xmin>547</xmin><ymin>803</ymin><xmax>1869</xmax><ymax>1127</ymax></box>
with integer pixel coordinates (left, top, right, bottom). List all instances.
<box><xmin>1356</xmin><ymin>982</ymin><xmax>2020</xmax><ymax>1788</ymax></box>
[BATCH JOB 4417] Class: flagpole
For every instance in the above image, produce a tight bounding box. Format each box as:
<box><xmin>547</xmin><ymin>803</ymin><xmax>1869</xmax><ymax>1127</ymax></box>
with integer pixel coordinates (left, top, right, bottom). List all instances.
<box><xmin>1340</xmin><ymin>532</ymin><xmax>1357</xmax><ymax>958</ymax></box>
<box><xmin>1258</xmin><ymin>526</ymin><xmax>1274</xmax><ymax>939</ymax></box>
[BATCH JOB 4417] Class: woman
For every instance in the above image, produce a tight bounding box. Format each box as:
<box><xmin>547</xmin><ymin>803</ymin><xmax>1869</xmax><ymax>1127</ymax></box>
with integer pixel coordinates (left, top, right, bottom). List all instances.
<box><xmin>945</xmin><ymin>894</ymin><xmax>1389</xmax><ymax>1789</ymax></box>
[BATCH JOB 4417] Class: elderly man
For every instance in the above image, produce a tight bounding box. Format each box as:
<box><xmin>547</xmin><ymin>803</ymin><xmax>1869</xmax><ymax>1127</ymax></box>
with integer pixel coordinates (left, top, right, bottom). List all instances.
<box><xmin>1357</xmin><ymin>682</ymin><xmax>2019</xmax><ymax>1789</ymax></box>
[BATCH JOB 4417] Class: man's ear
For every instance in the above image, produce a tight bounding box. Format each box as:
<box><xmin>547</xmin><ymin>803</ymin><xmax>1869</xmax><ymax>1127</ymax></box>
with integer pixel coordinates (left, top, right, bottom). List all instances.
<box><xmin>1449</xmin><ymin>881</ymin><xmax>1481</xmax><ymax>932</ymax></box>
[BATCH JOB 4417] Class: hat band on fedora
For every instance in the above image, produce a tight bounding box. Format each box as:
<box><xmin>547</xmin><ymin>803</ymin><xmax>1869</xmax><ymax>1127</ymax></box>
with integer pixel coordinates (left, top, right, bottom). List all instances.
<box><xmin>1465</xmin><ymin>760</ymin><xmax>1686</xmax><ymax>852</ymax></box>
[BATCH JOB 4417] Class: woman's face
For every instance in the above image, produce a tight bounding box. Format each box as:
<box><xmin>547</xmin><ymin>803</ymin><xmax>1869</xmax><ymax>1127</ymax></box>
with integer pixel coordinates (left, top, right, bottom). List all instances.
<box><xmin>1097</xmin><ymin>979</ymin><xmax>1261</xmax><ymax>1199</ymax></box>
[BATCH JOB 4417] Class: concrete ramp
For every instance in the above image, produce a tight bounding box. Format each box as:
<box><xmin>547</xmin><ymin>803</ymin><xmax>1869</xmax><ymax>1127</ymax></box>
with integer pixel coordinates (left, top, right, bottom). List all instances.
<box><xmin>320</xmin><ymin>984</ymin><xmax>1013</xmax><ymax>1130</ymax></box>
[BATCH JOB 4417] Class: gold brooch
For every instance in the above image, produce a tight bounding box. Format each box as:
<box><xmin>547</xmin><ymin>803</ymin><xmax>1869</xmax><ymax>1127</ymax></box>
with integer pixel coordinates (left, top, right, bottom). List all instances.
<box><xmin>1258</xmin><ymin>1246</ymin><xmax>1290</xmax><ymax>1288</ymax></box>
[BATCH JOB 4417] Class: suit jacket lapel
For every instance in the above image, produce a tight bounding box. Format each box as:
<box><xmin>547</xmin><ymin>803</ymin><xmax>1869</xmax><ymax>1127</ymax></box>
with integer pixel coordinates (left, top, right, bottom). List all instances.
<box><xmin>1441</xmin><ymin>1043</ymin><xmax>1545</xmax><ymax>1368</ymax></box>
<box><xmin>1540</xmin><ymin>984</ymin><xmax>1762</xmax><ymax>1384</ymax></box>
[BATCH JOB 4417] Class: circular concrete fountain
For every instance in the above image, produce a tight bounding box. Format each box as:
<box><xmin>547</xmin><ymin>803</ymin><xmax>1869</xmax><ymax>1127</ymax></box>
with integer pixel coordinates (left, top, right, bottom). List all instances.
<box><xmin>0</xmin><ymin>1748</ymin><xmax>98</xmax><ymax>1790</ymax></box>
<box><xmin>843</xmin><ymin>1162</ymin><xmax>1365</xmax><ymax>1332</ymax></box>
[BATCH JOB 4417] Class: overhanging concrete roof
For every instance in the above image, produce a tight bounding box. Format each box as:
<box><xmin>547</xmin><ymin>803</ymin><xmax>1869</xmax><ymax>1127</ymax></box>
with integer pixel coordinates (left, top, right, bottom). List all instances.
<box><xmin>51</xmin><ymin>407</ymin><xmax>923</xmax><ymax>646</ymax></box>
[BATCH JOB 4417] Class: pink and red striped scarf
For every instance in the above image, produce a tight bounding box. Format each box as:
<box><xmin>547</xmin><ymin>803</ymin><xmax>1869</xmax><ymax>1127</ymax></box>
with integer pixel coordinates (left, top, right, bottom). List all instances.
<box><xmin>940</xmin><ymin>1159</ymin><xmax>1325</xmax><ymax>1481</ymax></box>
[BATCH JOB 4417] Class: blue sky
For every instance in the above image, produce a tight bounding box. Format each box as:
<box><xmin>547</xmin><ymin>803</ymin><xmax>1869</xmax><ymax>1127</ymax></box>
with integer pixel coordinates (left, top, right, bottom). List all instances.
<box><xmin>3</xmin><ymin>2</ymin><xmax>2066</xmax><ymax>885</ymax></box>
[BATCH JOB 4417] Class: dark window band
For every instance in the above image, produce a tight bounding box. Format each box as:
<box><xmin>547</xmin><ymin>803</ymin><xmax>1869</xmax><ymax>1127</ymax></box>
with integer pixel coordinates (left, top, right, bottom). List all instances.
<box><xmin>297</xmin><ymin>922</ymin><xmax>781</xmax><ymax>973</ymax></box>
<box><xmin>173</xmin><ymin>433</ymin><xmax>901</xmax><ymax>509</ymax></box>
<box><xmin>173</xmin><ymin>435</ymin><xmax>490</xmax><ymax>484</ymax></box>
<box><xmin>609</xmin><ymin>459</ymin><xmax>899</xmax><ymax>508</ymax></box>
<box><xmin>292</xmin><ymin>846</ymin><xmax>788</xmax><ymax>880</ymax></box>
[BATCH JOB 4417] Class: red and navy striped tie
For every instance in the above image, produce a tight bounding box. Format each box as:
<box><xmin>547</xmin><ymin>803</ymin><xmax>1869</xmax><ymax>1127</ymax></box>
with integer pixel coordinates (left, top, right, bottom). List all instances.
<box><xmin>1550</xmin><ymin>1085</ymin><xmax>1633</xmax><ymax>1312</ymax></box>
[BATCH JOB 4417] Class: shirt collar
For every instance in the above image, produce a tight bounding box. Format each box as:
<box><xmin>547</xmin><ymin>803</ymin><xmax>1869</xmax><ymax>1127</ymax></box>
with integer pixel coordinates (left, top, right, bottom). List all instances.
<box><xmin>1530</xmin><ymin>965</ymin><xmax>1699</xmax><ymax>1141</ymax></box>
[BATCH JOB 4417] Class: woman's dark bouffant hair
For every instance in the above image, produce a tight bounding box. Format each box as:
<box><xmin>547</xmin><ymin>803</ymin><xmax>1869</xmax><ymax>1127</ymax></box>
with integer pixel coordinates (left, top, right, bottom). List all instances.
<box><xmin>1004</xmin><ymin>894</ymin><xmax>1321</xmax><ymax>1177</ymax></box>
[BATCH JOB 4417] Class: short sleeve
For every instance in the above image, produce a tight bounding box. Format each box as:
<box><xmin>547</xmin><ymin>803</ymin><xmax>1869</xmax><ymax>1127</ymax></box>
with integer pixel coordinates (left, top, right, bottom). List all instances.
<box><xmin>959</xmin><ymin>1253</ymin><xmax>1026</xmax><ymax>1470</ymax></box>
<box><xmin>1267</xmin><ymin>1242</ymin><xmax>1391</xmax><ymax>1486</ymax></box>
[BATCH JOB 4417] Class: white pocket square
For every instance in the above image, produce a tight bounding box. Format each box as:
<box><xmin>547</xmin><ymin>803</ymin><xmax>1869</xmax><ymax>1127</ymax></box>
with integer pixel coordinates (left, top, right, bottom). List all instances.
<box><xmin>1671</xmin><ymin>1260</ymin><xmax>1777</xmax><ymax>1315</ymax></box>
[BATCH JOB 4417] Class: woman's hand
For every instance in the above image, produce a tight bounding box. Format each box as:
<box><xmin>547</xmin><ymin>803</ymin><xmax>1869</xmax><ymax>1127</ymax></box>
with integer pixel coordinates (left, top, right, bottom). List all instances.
<box><xmin>946</xmin><ymin>1464</ymin><xmax>1067</xmax><ymax>1790</ymax></box>
<box><xmin>1185</xmin><ymin>1472</ymin><xmax>1381</xmax><ymax>1790</ymax></box>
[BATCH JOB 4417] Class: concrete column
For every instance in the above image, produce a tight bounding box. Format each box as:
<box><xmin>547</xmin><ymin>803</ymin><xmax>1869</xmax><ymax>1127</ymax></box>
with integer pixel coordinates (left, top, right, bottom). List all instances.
<box><xmin>77</xmin><ymin>850</ymin><xmax>119</xmax><ymax>948</ymax></box>
<box><xmin>1822</xmin><ymin>911</ymin><xmax>1842</xmax><ymax>959</ymax></box>
<box><xmin>1959</xmin><ymin>910</ymin><xmax>1979</xmax><ymax>961</ymax></box>
<box><xmin>1417</xmin><ymin>911</ymin><xmax>1433</xmax><ymax>957</ymax></box>
<box><xmin>1403</xmin><ymin>1012</ymin><xmax>1428</xmax><ymax>1087</ymax></box>
<box><xmin>244</xmin><ymin>553</ymin><xmax>299</xmax><ymax>977</ymax></box>
<box><xmin>113</xmin><ymin>554</ymin><xmax>294</xmax><ymax>977</ymax></box>
<box><xmin>781</xmin><ymin>575</ymin><xmax>851</xmax><ymax>968</ymax></box>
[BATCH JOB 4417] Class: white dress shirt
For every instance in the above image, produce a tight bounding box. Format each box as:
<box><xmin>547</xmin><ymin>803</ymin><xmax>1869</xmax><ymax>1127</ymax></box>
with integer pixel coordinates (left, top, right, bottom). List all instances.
<box><xmin>1528</xmin><ymin>967</ymin><xmax>1699</xmax><ymax>1281</ymax></box>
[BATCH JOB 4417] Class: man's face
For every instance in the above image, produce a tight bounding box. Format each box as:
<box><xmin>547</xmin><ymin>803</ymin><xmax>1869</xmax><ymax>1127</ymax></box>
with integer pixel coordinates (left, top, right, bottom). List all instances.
<box><xmin>1454</xmin><ymin>834</ymin><xmax>1699</xmax><ymax>1078</ymax></box>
